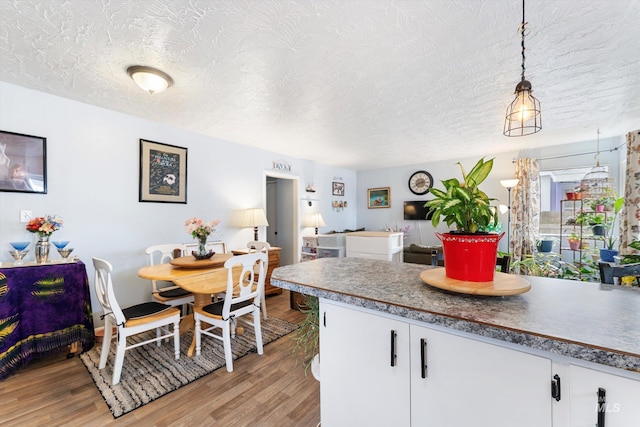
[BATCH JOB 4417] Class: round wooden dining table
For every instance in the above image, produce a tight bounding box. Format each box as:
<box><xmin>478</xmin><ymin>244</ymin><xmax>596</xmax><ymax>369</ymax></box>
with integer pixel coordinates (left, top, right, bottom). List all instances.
<box><xmin>137</xmin><ymin>253</ymin><xmax>240</xmax><ymax>357</ymax></box>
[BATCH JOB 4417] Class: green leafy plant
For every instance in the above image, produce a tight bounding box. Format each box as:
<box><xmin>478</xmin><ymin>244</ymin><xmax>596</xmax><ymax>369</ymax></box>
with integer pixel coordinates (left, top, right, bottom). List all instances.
<box><xmin>603</xmin><ymin>196</ymin><xmax>624</xmax><ymax>250</ymax></box>
<box><xmin>291</xmin><ymin>295</ymin><xmax>319</xmax><ymax>375</ymax></box>
<box><xmin>426</xmin><ymin>157</ymin><xmax>497</xmax><ymax>233</ymax></box>
<box><xmin>512</xmin><ymin>255</ymin><xmax>580</xmax><ymax>279</ymax></box>
<box><xmin>620</xmin><ymin>240</ymin><xmax>640</xmax><ymax>265</ymax></box>
<box><xmin>575</xmin><ymin>212</ymin><xmax>605</xmax><ymax>226</ymax></box>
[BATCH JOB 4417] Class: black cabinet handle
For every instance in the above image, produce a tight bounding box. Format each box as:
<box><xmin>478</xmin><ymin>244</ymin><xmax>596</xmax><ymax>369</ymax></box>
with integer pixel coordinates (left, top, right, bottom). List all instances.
<box><xmin>551</xmin><ymin>374</ymin><xmax>561</xmax><ymax>401</ymax></box>
<box><xmin>323</xmin><ymin>311</ymin><xmax>326</xmax><ymax>327</ymax></box>
<box><xmin>420</xmin><ymin>338</ymin><xmax>428</xmax><ymax>379</ymax></box>
<box><xmin>597</xmin><ymin>387</ymin><xmax>606</xmax><ymax>427</ymax></box>
<box><xmin>390</xmin><ymin>330</ymin><xmax>397</xmax><ymax>367</ymax></box>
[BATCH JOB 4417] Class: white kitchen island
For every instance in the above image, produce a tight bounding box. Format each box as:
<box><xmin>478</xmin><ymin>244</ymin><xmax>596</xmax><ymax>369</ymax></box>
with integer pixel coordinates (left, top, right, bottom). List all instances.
<box><xmin>272</xmin><ymin>258</ymin><xmax>640</xmax><ymax>427</ymax></box>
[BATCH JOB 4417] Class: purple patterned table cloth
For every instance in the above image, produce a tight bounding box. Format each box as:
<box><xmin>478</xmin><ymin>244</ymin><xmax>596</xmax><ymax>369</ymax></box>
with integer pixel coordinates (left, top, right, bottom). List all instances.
<box><xmin>0</xmin><ymin>261</ymin><xmax>94</xmax><ymax>380</ymax></box>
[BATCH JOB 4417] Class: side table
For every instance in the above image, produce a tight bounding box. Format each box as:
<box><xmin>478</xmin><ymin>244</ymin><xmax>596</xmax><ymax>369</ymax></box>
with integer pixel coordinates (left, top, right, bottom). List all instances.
<box><xmin>0</xmin><ymin>261</ymin><xmax>95</xmax><ymax>380</ymax></box>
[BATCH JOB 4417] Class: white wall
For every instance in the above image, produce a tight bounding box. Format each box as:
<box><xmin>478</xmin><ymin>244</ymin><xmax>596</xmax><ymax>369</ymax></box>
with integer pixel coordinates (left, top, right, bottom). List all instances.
<box><xmin>357</xmin><ymin>153</ymin><xmax>517</xmax><ymax>249</ymax></box>
<box><xmin>0</xmin><ymin>82</ymin><xmax>357</xmax><ymax>326</ymax></box>
<box><xmin>356</xmin><ymin>137</ymin><xmax>626</xmax><ymax>252</ymax></box>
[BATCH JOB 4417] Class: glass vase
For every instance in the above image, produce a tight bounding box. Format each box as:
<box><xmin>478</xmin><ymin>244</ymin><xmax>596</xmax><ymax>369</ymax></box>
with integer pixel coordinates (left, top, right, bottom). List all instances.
<box><xmin>197</xmin><ymin>236</ymin><xmax>207</xmax><ymax>256</ymax></box>
<box><xmin>192</xmin><ymin>235</ymin><xmax>213</xmax><ymax>260</ymax></box>
<box><xmin>35</xmin><ymin>235</ymin><xmax>50</xmax><ymax>264</ymax></box>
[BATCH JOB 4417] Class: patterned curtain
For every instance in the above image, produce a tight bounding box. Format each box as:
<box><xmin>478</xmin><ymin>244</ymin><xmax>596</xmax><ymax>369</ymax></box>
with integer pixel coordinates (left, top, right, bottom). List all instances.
<box><xmin>620</xmin><ymin>129</ymin><xmax>640</xmax><ymax>254</ymax></box>
<box><xmin>511</xmin><ymin>158</ymin><xmax>540</xmax><ymax>261</ymax></box>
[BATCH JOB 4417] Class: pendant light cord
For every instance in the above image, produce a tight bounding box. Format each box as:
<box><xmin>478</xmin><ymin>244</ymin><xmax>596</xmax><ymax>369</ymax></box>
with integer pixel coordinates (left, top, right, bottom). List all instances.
<box><xmin>595</xmin><ymin>128</ymin><xmax>601</xmax><ymax>166</ymax></box>
<box><xmin>520</xmin><ymin>0</ymin><xmax>527</xmax><ymax>83</ymax></box>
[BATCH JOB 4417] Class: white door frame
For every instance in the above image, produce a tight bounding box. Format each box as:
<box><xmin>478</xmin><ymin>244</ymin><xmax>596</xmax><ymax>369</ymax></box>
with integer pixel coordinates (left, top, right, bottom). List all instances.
<box><xmin>263</xmin><ymin>171</ymin><xmax>300</xmax><ymax>265</ymax></box>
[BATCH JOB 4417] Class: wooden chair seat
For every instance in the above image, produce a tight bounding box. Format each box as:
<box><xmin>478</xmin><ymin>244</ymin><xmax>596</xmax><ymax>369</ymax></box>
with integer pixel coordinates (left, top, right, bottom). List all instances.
<box><xmin>197</xmin><ymin>299</ymin><xmax>254</xmax><ymax>318</ymax></box>
<box><xmin>194</xmin><ymin>252</ymin><xmax>267</xmax><ymax>372</ymax></box>
<box><xmin>154</xmin><ymin>287</ymin><xmax>192</xmax><ymax>303</ymax></box>
<box><xmin>125</xmin><ymin>304</ymin><xmax>181</xmax><ymax>327</ymax></box>
<box><xmin>93</xmin><ymin>257</ymin><xmax>180</xmax><ymax>385</ymax></box>
<box><xmin>145</xmin><ymin>244</ymin><xmax>194</xmax><ymax>315</ymax></box>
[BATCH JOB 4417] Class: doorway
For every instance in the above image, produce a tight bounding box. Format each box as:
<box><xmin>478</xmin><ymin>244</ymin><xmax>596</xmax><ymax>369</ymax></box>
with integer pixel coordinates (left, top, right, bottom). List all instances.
<box><xmin>264</xmin><ymin>172</ymin><xmax>299</xmax><ymax>266</ymax></box>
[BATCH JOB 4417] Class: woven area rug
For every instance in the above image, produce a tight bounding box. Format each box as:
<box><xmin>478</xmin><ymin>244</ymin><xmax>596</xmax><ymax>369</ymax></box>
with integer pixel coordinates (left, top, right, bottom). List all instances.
<box><xmin>80</xmin><ymin>317</ymin><xmax>297</xmax><ymax>418</ymax></box>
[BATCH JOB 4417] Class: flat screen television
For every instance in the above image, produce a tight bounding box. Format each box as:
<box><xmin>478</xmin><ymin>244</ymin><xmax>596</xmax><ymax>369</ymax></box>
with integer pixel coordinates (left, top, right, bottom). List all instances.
<box><xmin>403</xmin><ymin>200</ymin><xmax>434</xmax><ymax>221</ymax></box>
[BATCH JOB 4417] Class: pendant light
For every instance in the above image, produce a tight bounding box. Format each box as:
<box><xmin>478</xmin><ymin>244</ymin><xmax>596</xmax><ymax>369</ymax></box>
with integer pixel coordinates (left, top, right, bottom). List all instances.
<box><xmin>504</xmin><ymin>0</ymin><xmax>542</xmax><ymax>137</ymax></box>
<box><xmin>580</xmin><ymin>129</ymin><xmax>615</xmax><ymax>200</ymax></box>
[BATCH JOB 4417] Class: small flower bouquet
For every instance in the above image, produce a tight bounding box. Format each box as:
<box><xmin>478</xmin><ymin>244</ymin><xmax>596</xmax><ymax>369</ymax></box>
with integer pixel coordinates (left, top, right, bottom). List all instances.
<box><xmin>26</xmin><ymin>215</ymin><xmax>63</xmax><ymax>237</ymax></box>
<box><xmin>384</xmin><ymin>223</ymin><xmax>411</xmax><ymax>240</ymax></box>
<box><xmin>185</xmin><ymin>217</ymin><xmax>220</xmax><ymax>259</ymax></box>
<box><xmin>185</xmin><ymin>217</ymin><xmax>220</xmax><ymax>240</ymax></box>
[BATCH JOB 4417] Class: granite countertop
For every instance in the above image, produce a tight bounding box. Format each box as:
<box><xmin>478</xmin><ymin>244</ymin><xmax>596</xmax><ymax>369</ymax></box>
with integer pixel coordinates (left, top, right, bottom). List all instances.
<box><xmin>272</xmin><ymin>257</ymin><xmax>640</xmax><ymax>373</ymax></box>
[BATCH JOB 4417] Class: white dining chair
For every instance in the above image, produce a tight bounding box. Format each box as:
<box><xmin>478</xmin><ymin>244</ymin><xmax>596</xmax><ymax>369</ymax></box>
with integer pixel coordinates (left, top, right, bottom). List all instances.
<box><xmin>145</xmin><ymin>243</ymin><xmax>194</xmax><ymax>315</ymax></box>
<box><xmin>247</xmin><ymin>241</ymin><xmax>270</xmax><ymax>319</ymax></box>
<box><xmin>194</xmin><ymin>252</ymin><xmax>267</xmax><ymax>372</ymax></box>
<box><xmin>93</xmin><ymin>257</ymin><xmax>180</xmax><ymax>385</ymax></box>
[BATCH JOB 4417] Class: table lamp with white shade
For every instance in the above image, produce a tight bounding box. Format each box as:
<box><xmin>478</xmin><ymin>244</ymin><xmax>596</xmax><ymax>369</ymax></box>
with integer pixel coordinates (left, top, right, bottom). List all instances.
<box><xmin>241</xmin><ymin>208</ymin><xmax>269</xmax><ymax>241</ymax></box>
<box><xmin>303</xmin><ymin>213</ymin><xmax>327</xmax><ymax>235</ymax></box>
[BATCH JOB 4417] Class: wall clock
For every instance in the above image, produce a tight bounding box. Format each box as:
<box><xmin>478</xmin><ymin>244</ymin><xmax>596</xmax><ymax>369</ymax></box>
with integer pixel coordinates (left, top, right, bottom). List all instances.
<box><xmin>408</xmin><ymin>170</ymin><xmax>433</xmax><ymax>195</ymax></box>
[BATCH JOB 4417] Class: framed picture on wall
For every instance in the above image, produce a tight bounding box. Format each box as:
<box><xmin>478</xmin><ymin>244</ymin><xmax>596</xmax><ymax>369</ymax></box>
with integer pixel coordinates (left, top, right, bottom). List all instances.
<box><xmin>367</xmin><ymin>187</ymin><xmax>390</xmax><ymax>208</ymax></box>
<box><xmin>332</xmin><ymin>181</ymin><xmax>344</xmax><ymax>196</ymax></box>
<box><xmin>139</xmin><ymin>139</ymin><xmax>187</xmax><ymax>203</ymax></box>
<box><xmin>0</xmin><ymin>130</ymin><xmax>47</xmax><ymax>194</ymax></box>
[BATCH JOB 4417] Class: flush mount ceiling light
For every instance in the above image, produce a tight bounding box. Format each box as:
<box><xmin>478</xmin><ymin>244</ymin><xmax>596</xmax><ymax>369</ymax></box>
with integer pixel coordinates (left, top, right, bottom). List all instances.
<box><xmin>503</xmin><ymin>0</ymin><xmax>541</xmax><ymax>137</ymax></box>
<box><xmin>126</xmin><ymin>65</ymin><xmax>173</xmax><ymax>94</ymax></box>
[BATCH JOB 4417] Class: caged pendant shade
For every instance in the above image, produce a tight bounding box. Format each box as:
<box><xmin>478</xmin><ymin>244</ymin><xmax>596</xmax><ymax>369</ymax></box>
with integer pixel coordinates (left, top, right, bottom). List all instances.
<box><xmin>580</xmin><ymin>129</ymin><xmax>615</xmax><ymax>200</ymax></box>
<box><xmin>504</xmin><ymin>0</ymin><xmax>541</xmax><ymax>137</ymax></box>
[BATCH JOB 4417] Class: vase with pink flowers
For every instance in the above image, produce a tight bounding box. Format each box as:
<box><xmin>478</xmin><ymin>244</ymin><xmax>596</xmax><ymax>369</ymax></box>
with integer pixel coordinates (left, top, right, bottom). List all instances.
<box><xmin>185</xmin><ymin>217</ymin><xmax>220</xmax><ymax>260</ymax></box>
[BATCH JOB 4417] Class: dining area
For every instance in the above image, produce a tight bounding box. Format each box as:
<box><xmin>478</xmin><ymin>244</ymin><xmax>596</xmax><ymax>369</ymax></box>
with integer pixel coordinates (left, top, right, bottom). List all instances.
<box><xmin>137</xmin><ymin>248</ymin><xmax>251</xmax><ymax>357</ymax></box>
<box><xmin>95</xmin><ymin>238</ymin><xmax>269</xmax><ymax>378</ymax></box>
<box><xmin>0</xmin><ymin>260</ymin><xmax>317</xmax><ymax>425</ymax></box>
<box><xmin>69</xmin><ymin>235</ymin><xmax>303</xmax><ymax>418</ymax></box>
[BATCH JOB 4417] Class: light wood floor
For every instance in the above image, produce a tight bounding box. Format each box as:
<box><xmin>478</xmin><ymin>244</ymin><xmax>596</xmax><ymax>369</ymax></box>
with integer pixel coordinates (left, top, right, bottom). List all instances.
<box><xmin>0</xmin><ymin>290</ymin><xmax>320</xmax><ymax>427</ymax></box>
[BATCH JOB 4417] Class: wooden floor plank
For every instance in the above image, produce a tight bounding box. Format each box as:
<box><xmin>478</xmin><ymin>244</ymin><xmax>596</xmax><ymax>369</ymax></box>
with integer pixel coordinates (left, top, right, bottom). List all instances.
<box><xmin>0</xmin><ymin>290</ymin><xmax>320</xmax><ymax>427</ymax></box>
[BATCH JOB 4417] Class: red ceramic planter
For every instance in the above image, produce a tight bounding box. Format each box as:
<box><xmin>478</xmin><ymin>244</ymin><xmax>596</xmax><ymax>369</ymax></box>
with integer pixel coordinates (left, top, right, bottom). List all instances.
<box><xmin>436</xmin><ymin>232</ymin><xmax>504</xmax><ymax>282</ymax></box>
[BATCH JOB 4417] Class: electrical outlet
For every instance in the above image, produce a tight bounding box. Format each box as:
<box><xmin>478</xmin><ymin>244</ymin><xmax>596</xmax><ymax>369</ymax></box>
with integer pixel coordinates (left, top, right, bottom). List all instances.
<box><xmin>20</xmin><ymin>210</ymin><xmax>32</xmax><ymax>223</ymax></box>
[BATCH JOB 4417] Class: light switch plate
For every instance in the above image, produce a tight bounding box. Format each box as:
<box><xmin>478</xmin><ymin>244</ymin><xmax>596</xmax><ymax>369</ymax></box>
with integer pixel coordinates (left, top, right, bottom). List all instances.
<box><xmin>20</xmin><ymin>210</ymin><xmax>32</xmax><ymax>223</ymax></box>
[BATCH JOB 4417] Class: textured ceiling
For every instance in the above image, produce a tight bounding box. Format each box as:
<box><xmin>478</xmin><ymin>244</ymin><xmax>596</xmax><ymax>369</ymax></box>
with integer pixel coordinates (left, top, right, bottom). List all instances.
<box><xmin>1</xmin><ymin>0</ymin><xmax>639</xmax><ymax>170</ymax></box>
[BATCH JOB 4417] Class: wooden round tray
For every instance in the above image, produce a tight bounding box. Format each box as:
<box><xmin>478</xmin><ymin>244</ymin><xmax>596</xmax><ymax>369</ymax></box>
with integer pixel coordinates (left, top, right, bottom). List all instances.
<box><xmin>420</xmin><ymin>268</ymin><xmax>530</xmax><ymax>296</ymax></box>
<box><xmin>169</xmin><ymin>254</ymin><xmax>224</xmax><ymax>269</ymax></box>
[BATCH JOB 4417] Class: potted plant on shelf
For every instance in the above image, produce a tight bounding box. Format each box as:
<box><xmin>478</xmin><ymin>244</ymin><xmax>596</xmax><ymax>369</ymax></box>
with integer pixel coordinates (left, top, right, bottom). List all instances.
<box><xmin>576</xmin><ymin>212</ymin><xmax>606</xmax><ymax>236</ymax></box>
<box><xmin>536</xmin><ymin>236</ymin><xmax>558</xmax><ymax>253</ymax></box>
<box><xmin>426</xmin><ymin>157</ymin><xmax>502</xmax><ymax>282</ymax></box>
<box><xmin>599</xmin><ymin>196</ymin><xmax>624</xmax><ymax>262</ymax></box>
<box><xmin>567</xmin><ymin>233</ymin><xmax>581</xmax><ymax>250</ymax></box>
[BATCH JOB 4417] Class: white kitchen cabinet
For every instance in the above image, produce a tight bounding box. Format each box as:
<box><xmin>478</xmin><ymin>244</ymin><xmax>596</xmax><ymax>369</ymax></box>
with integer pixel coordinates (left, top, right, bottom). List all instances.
<box><xmin>568</xmin><ymin>364</ymin><xmax>640</xmax><ymax>427</ymax></box>
<box><xmin>346</xmin><ymin>231</ymin><xmax>403</xmax><ymax>262</ymax></box>
<box><xmin>320</xmin><ymin>300</ymin><xmax>552</xmax><ymax>427</ymax></box>
<box><xmin>410</xmin><ymin>324</ymin><xmax>552</xmax><ymax>426</ymax></box>
<box><xmin>320</xmin><ymin>300</ymin><xmax>411</xmax><ymax>426</ymax></box>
